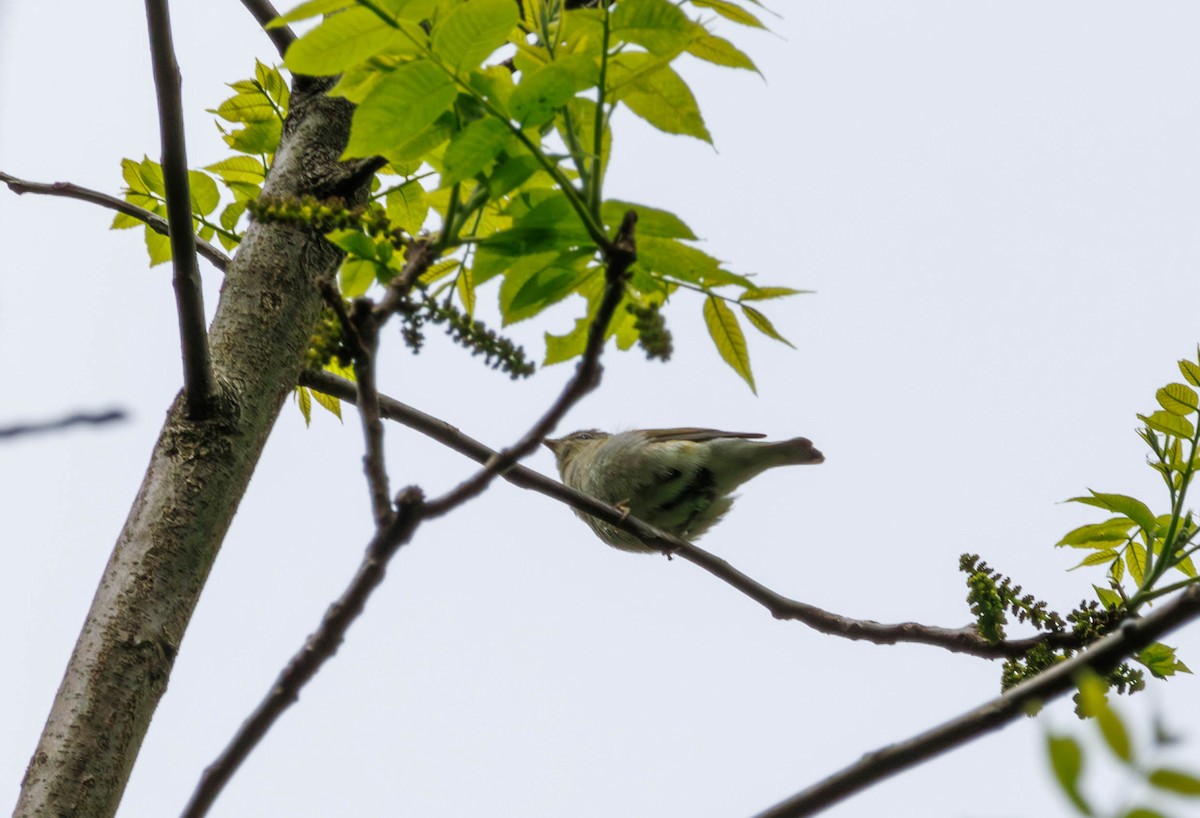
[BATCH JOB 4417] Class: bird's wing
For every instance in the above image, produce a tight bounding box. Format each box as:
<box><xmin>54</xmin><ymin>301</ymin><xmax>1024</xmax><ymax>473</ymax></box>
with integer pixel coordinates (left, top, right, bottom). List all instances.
<box><xmin>638</xmin><ymin>428</ymin><xmax>766</xmax><ymax>442</ymax></box>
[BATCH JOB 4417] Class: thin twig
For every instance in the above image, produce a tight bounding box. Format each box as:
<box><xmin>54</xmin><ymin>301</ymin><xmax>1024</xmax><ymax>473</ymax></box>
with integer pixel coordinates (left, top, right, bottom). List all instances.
<box><xmin>0</xmin><ymin>171</ymin><xmax>231</xmax><ymax>272</ymax></box>
<box><xmin>239</xmin><ymin>0</ymin><xmax>295</xmax><ymax>58</ymax></box>
<box><xmin>144</xmin><ymin>0</ymin><xmax>215</xmax><ymax>418</ymax></box>
<box><xmin>351</xmin><ymin>301</ymin><xmax>393</xmax><ymax>525</ymax></box>
<box><xmin>0</xmin><ymin>409</ymin><xmax>126</xmax><ymax>440</ymax></box>
<box><xmin>317</xmin><ymin>280</ymin><xmax>392</xmax><ymax>524</ymax></box>
<box><xmin>752</xmin><ymin>585</ymin><xmax>1200</xmax><ymax>818</ymax></box>
<box><xmin>301</xmin><ymin>368</ymin><xmax>1085</xmax><ymax>660</ymax></box>
<box><xmin>182</xmin><ymin>212</ymin><xmax>637</xmax><ymax>818</ymax></box>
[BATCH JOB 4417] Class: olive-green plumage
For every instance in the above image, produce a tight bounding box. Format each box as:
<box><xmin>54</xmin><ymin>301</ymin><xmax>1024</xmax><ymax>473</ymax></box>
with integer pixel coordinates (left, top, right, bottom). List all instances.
<box><xmin>543</xmin><ymin>428</ymin><xmax>824</xmax><ymax>552</ymax></box>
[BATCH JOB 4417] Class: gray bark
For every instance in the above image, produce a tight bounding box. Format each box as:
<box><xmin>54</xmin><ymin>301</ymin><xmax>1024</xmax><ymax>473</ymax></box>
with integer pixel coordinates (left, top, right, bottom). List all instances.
<box><xmin>14</xmin><ymin>77</ymin><xmax>370</xmax><ymax>818</ymax></box>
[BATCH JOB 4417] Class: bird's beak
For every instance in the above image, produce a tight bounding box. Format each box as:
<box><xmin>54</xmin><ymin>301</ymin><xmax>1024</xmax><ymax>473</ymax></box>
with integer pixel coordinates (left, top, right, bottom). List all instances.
<box><xmin>543</xmin><ymin>438</ymin><xmax>560</xmax><ymax>453</ymax></box>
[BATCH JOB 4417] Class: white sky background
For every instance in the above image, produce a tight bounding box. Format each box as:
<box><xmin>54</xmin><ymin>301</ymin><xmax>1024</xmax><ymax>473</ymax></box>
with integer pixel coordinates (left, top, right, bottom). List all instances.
<box><xmin>3</xmin><ymin>1</ymin><xmax>1200</xmax><ymax>816</ymax></box>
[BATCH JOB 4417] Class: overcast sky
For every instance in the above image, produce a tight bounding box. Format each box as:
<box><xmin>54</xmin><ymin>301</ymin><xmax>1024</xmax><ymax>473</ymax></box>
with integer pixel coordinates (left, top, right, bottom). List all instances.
<box><xmin>4</xmin><ymin>2</ymin><xmax>1200</xmax><ymax>817</ymax></box>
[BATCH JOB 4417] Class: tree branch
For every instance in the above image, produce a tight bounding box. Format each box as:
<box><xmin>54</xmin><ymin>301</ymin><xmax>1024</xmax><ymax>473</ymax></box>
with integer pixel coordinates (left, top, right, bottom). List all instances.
<box><xmin>180</xmin><ymin>212</ymin><xmax>637</xmax><ymax>818</ymax></box>
<box><xmin>752</xmin><ymin>585</ymin><xmax>1200</xmax><ymax>818</ymax></box>
<box><xmin>145</xmin><ymin>0</ymin><xmax>216</xmax><ymax>418</ymax></box>
<box><xmin>0</xmin><ymin>409</ymin><xmax>127</xmax><ymax>440</ymax></box>
<box><xmin>301</xmin><ymin>368</ymin><xmax>1085</xmax><ymax>660</ymax></box>
<box><xmin>0</xmin><ymin>171</ymin><xmax>231</xmax><ymax>272</ymax></box>
<box><xmin>239</xmin><ymin>0</ymin><xmax>295</xmax><ymax>58</ymax></box>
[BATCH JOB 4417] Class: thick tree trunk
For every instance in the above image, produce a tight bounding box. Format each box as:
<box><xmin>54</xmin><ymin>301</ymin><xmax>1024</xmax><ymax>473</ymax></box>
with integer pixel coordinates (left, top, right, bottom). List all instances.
<box><xmin>15</xmin><ymin>78</ymin><xmax>367</xmax><ymax>818</ymax></box>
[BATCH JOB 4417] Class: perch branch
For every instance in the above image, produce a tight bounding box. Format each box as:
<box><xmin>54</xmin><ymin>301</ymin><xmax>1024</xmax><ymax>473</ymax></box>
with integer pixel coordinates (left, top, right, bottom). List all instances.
<box><xmin>302</xmin><ymin>368</ymin><xmax>1087</xmax><ymax>660</ymax></box>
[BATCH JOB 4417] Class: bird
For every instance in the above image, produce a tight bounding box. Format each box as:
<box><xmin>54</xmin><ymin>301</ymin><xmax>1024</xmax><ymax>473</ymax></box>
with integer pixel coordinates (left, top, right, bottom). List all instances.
<box><xmin>543</xmin><ymin>428</ymin><xmax>824</xmax><ymax>552</ymax></box>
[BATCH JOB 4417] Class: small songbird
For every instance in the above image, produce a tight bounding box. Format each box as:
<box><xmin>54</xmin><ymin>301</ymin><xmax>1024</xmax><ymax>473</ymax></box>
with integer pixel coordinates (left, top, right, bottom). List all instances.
<box><xmin>543</xmin><ymin>428</ymin><xmax>824</xmax><ymax>551</ymax></box>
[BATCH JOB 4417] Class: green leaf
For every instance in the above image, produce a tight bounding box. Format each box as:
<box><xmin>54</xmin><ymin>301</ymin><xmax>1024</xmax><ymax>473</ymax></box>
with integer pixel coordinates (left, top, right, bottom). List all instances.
<box><xmin>187</xmin><ymin>170</ymin><xmax>220</xmax><ymax>216</ymax></box>
<box><xmin>217</xmin><ymin>203</ymin><xmax>246</xmax><ymax>249</ymax></box>
<box><xmin>1069</xmin><ymin>550</ymin><xmax>1119</xmax><ymax>570</ymax></box>
<box><xmin>1093</xmin><ymin>585</ymin><xmax>1122</xmax><ymax>610</ymax></box>
<box><xmin>1078</xmin><ymin>673</ymin><xmax>1132</xmax><ymax>763</ymax></box>
<box><xmin>346</xmin><ymin>60</ymin><xmax>457</xmax><ymax>157</ymax></box>
<box><xmin>284</xmin><ymin>7</ymin><xmax>405</xmax><ymax>75</ymax></box>
<box><xmin>312</xmin><ymin>388</ymin><xmax>343</xmax><ymax>420</ymax></box>
<box><xmin>418</xmin><ymin>259</ymin><xmax>459</xmax><ymax>285</ymax></box>
<box><xmin>224</xmin><ymin>119</ymin><xmax>283</xmax><ymax>154</ymax></box>
<box><xmin>205</xmin><ymin>155</ymin><xmax>267</xmax><ymax>186</ymax></box>
<box><xmin>741</xmin><ymin>304</ymin><xmax>794</xmax><ymax>348</ymax></box>
<box><xmin>485</xmin><ymin>193</ymin><xmax>592</xmax><ymax>253</ymax></box>
<box><xmin>637</xmin><ymin>236</ymin><xmax>723</xmax><ymax>283</ymax></box>
<box><xmin>601</xmin><ymin>200</ymin><xmax>696</xmax><ymax>239</ymax></box>
<box><xmin>339</xmin><ymin>257</ymin><xmax>378</xmax><ymax>297</ymax></box>
<box><xmin>441</xmin><ymin>117</ymin><xmax>513</xmax><ymax>185</ymax></box>
<box><xmin>145</xmin><ymin>225</ymin><xmax>173</xmax><ymax>267</ymax></box>
<box><xmin>1137</xmin><ymin>643</ymin><xmax>1193</xmax><ymax>679</ymax></box>
<box><xmin>1175</xmin><ymin>552</ymin><xmax>1197</xmax><ymax>578</ymax></box>
<box><xmin>213</xmin><ymin>91</ymin><xmax>277</xmax><ymax>124</ymax></box>
<box><xmin>1110</xmin><ymin>552</ymin><xmax>1125</xmax><ymax>582</ymax></box>
<box><xmin>544</xmin><ymin>314</ymin><xmax>590</xmax><ymax>366</ymax></box>
<box><xmin>509</xmin><ymin>63</ymin><xmax>578</xmax><ymax>126</ymax></box>
<box><xmin>1046</xmin><ymin>734</ymin><xmax>1091</xmax><ymax>815</ymax></box>
<box><xmin>1157</xmin><ymin>383</ymin><xmax>1199</xmax><ymax>416</ymax></box>
<box><xmin>740</xmin><ymin>286</ymin><xmax>810</xmax><ymax>301</ymax></box>
<box><xmin>1126</xmin><ymin>540</ymin><xmax>1147</xmax><ymax>585</ymax></box>
<box><xmin>431</xmin><ymin>0</ymin><xmax>518</xmax><ymax>74</ymax></box>
<box><xmin>497</xmin><ymin>251</ymin><xmax>577</xmax><ymax>325</ymax></box>
<box><xmin>385</xmin><ymin>182</ymin><xmax>429</xmax><ymax>234</ymax></box>
<box><xmin>326</xmin><ymin>229</ymin><xmax>377</xmax><ymax>258</ymax></box>
<box><xmin>111</xmin><ymin>211</ymin><xmax>144</xmax><ymax>230</ymax></box>
<box><xmin>609</xmin><ymin>53</ymin><xmax>711</xmax><ymax>142</ymax></box>
<box><xmin>1057</xmin><ymin>518</ymin><xmax>1135</xmax><ymax>547</ymax></box>
<box><xmin>128</xmin><ymin>157</ymin><xmax>165</xmax><ymax>196</ymax></box>
<box><xmin>1069</xmin><ymin>493</ymin><xmax>1157</xmax><ymax>536</ymax></box>
<box><xmin>689</xmin><ymin>0</ymin><xmax>765</xmax><ymax>28</ymax></box>
<box><xmin>387</xmin><ymin>115</ymin><xmax>454</xmax><ymax>163</ymax></box>
<box><xmin>704</xmin><ymin>295</ymin><xmax>755</xmax><ymax>392</ymax></box>
<box><xmin>1147</xmin><ymin>768</ymin><xmax>1200</xmax><ymax>796</ymax></box>
<box><xmin>686</xmin><ymin>32</ymin><xmax>758</xmax><ymax>71</ymax></box>
<box><xmin>612</xmin><ymin>0</ymin><xmax>696</xmax><ymax>56</ymax></box>
<box><xmin>296</xmin><ymin>385</ymin><xmax>313</xmax><ymax>426</ymax></box>
<box><xmin>486</xmin><ymin>154</ymin><xmax>543</xmax><ymax>199</ymax></box>
<box><xmin>505</xmin><ymin>262</ymin><xmax>592</xmax><ymax>324</ymax></box>
<box><xmin>1180</xmin><ymin>358</ymin><xmax>1200</xmax><ymax>388</ymax></box>
<box><xmin>456</xmin><ymin>266</ymin><xmax>476</xmax><ymax>316</ymax></box>
<box><xmin>269</xmin><ymin>0</ymin><xmax>349</xmax><ymax>27</ymax></box>
<box><xmin>1140</xmin><ymin>411</ymin><xmax>1195</xmax><ymax>438</ymax></box>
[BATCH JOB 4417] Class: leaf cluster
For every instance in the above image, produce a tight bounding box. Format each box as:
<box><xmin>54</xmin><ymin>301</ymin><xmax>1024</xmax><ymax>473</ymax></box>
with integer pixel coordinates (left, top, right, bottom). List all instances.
<box><xmin>963</xmin><ymin>349</ymin><xmax>1200</xmax><ymax>694</ymax></box>
<box><xmin>1056</xmin><ymin>350</ymin><xmax>1200</xmax><ymax>610</ymax></box>
<box><xmin>113</xmin><ymin>61</ymin><xmax>284</xmax><ymax>262</ymax></box>
<box><xmin>268</xmin><ymin>0</ymin><xmax>804</xmax><ymax>392</ymax></box>
<box><xmin>1048</xmin><ymin>672</ymin><xmax>1200</xmax><ymax>818</ymax></box>
<box><xmin>115</xmin><ymin>1</ymin><xmax>813</xmax><ymax>420</ymax></box>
